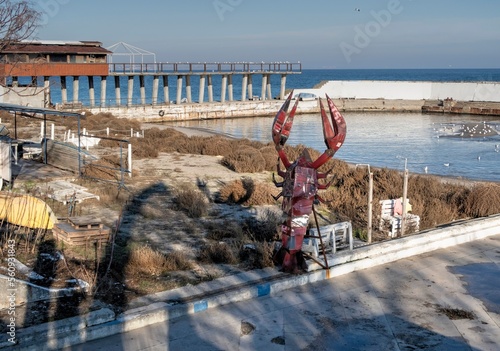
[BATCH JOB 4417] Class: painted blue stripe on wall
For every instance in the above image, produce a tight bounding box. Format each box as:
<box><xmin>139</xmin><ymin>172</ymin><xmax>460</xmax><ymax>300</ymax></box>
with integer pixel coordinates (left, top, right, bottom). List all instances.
<box><xmin>257</xmin><ymin>284</ymin><xmax>271</xmax><ymax>297</ymax></box>
<box><xmin>194</xmin><ymin>301</ymin><xmax>208</xmax><ymax>313</ymax></box>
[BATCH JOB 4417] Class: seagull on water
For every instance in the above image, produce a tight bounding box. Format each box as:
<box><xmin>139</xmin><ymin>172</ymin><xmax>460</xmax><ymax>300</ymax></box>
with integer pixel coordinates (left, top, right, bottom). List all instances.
<box><xmin>443</xmin><ymin>163</ymin><xmax>450</xmax><ymax>167</ymax></box>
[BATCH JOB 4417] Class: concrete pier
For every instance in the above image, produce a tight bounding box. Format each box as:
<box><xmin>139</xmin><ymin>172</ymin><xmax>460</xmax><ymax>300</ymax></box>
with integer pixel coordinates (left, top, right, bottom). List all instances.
<box><xmin>48</xmin><ymin>62</ymin><xmax>301</xmax><ymax>109</ymax></box>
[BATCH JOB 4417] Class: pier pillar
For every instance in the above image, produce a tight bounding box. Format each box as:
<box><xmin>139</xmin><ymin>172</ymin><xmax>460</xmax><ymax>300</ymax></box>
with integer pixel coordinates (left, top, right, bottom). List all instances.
<box><xmin>261</xmin><ymin>74</ymin><xmax>267</xmax><ymax>101</ymax></box>
<box><xmin>163</xmin><ymin>75</ymin><xmax>169</xmax><ymax>104</ymax></box>
<box><xmin>186</xmin><ymin>75</ymin><xmax>192</xmax><ymax>103</ymax></box>
<box><xmin>152</xmin><ymin>75</ymin><xmax>159</xmax><ymax>105</ymax></box>
<box><xmin>100</xmin><ymin>76</ymin><xmax>107</xmax><ymax>107</ymax></box>
<box><xmin>127</xmin><ymin>76</ymin><xmax>134</xmax><ymax>106</ymax></box>
<box><xmin>248</xmin><ymin>74</ymin><xmax>253</xmax><ymax>100</ymax></box>
<box><xmin>208</xmin><ymin>75</ymin><xmax>214</xmax><ymax>102</ymax></box>
<box><xmin>139</xmin><ymin>75</ymin><xmax>146</xmax><ymax>105</ymax></box>
<box><xmin>176</xmin><ymin>75</ymin><xmax>183</xmax><ymax>104</ymax></box>
<box><xmin>221</xmin><ymin>75</ymin><xmax>227</xmax><ymax>103</ymax></box>
<box><xmin>241</xmin><ymin>74</ymin><xmax>248</xmax><ymax>101</ymax></box>
<box><xmin>228</xmin><ymin>75</ymin><xmax>233</xmax><ymax>101</ymax></box>
<box><xmin>115</xmin><ymin>76</ymin><xmax>121</xmax><ymax>106</ymax></box>
<box><xmin>73</xmin><ymin>76</ymin><xmax>79</xmax><ymax>103</ymax></box>
<box><xmin>280</xmin><ymin>74</ymin><xmax>287</xmax><ymax>100</ymax></box>
<box><xmin>266</xmin><ymin>74</ymin><xmax>272</xmax><ymax>100</ymax></box>
<box><xmin>61</xmin><ymin>76</ymin><xmax>67</xmax><ymax>104</ymax></box>
<box><xmin>88</xmin><ymin>76</ymin><xmax>95</xmax><ymax>107</ymax></box>
<box><xmin>43</xmin><ymin>76</ymin><xmax>50</xmax><ymax>107</ymax></box>
<box><xmin>199</xmin><ymin>75</ymin><xmax>206</xmax><ymax>103</ymax></box>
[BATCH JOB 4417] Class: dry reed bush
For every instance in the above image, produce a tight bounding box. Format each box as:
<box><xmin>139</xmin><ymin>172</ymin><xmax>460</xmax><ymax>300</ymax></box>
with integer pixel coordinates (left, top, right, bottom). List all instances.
<box><xmin>126</xmin><ymin>244</ymin><xmax>169</xmax><ymax>276</ymax></box>
<box><xmin>205</xmin><ymin>220</ymin><xmax>244</xmax><ymax>241</ymax></box>
<box><xmin>243</xmin><ymin>182</ymin><xmax>279</xmax><ymax>206</ymax></box>
<box><xmin>218</xmin><ymin>179</ymin><xmax>278</xmax><ymax>206</ymax></box>
<box><xmin>81</xmin><ymin>154</ymin><xmax>124</xmax><ymax>180</ymax></box>
<box><xmin>239</xmin><ymin>241</ymin><xmax>275</xmax><ymax>269</ymax></box>
<box><xmin>464</xmin><ymin>183</ymin><xmax>500</xmax><ymax>217</ymax></box>
<box><xmin>164</xmin><ymin>251</ymin><xmax>194</xmax><ymax>271</ymax></box>
<box><xmin>242</xmin><ymin>208</ymin><xmax>281</xmax><ymax>242</ymax></box>
<box><xmin>419</xmin><ymin>198</ymin><xmax>460</xmax><ymax>228</ymax></box>
<box><xmin>77</xmin><ymin>179</ymin><xmax>130</xmax><ymax>207</ymax></box>
<box><xmin>197</xmin><ymin>242</ymin><xmax>237</xmax><ymax>264</ymax></box>
<box><xmin>372</xmin><ymin>168</ymin><xmax>403</xmax><ymax>198</ymax></box>
<box><xmin>128</xmin><ymin>128</ymin><xmax>189</xmax><ymax>157</ymax></box>
<box><xmin>138</xmin><ymin>203</ymin><xmax>164</xmax><ymax>219</ymax></box>
<box><xmin>98</xmin><ymin>138</ymin><xmax>121</xmax><ymax>148</ymax></box>
<box><xmin>221</xmin><ymin>146</ymin><xmax>266</xmax><ymax>173</ymax></box>
<box><xmin>259</xmin><ymin>145</ymin><xmax>279</xmax><ymax>171</ymax></box>
<box><xmin>173</xmin><ymin>183</ymin><xmax>208</xmax><ymax>218</ymax></box>
<box><xmin>322</xmin><ymin>167</ymin><xmax>372</xmax><ymax>228</ymax></box>
<box><xmin>200</xmin><ymin>136</ymin><xmax>233</xmax><ymax>156</ymax></box>
<box><xmin>218</xmin><ymin>179</ymin><xmax>247</xmax><ymax>203</ymax></box>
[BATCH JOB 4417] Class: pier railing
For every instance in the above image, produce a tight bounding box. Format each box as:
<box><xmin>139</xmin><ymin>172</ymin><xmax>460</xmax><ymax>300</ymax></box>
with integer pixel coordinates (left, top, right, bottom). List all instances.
<box><xmin>108</xmin><ymin>61</ymin><xmax>302</xmax><ymax>74</ymax></box>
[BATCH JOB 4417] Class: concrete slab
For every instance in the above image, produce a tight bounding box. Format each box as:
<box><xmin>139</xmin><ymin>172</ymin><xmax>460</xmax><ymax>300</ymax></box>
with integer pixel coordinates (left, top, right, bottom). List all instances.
<box><xmin>4</xmin><ymin>216</ymin><xmax>500</xmax><ymax>350</ymax></box>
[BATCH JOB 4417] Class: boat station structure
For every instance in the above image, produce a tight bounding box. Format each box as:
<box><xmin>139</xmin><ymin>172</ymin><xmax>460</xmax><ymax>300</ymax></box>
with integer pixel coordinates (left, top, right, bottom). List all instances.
<box><xmin>0</xmin><ymin>40</ymin><xmax>302</xmax><ymax>109</ymax></box>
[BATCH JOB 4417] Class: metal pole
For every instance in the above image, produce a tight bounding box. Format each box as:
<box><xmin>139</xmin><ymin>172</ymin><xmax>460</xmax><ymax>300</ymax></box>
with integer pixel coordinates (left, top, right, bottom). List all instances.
<box><xmin>401</xmin><ymin>168</ymin><xmax>409</xmax><ymax>237</ymax></box>
<box><xmin>356</xmin><ymin>164</ymin><xmax>373</xmax><ymax>243</ymax></box>
<box><xmin>368</xmin><ymin>172</ymin><xmax>373</xmax><ymax>243</ymax></box>
<box><xmin>128</xmin><ymin>143</ymin><xmax>132</xmax><ymax>178</ymax></box>
<box><xmin>78</xmin><ymin>116</ymin><xmax>81</xmax><ymax>176</ymax></box>
<box><xmin>43</xmin><ymin>114</ymin><xmax>47</xmax><ymax>164</ymax></box>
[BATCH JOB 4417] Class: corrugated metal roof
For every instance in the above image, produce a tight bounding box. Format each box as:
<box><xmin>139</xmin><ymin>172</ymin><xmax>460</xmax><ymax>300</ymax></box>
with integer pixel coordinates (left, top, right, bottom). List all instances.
<box><xmin>0</xmin><ymin>103</ymin><xmax>83</xmax><ymax>117</ymax></box>
<box><xmin>1</xmin><ymin>41</ymin><xmax>111</xmax><ymax>55</ymax></box>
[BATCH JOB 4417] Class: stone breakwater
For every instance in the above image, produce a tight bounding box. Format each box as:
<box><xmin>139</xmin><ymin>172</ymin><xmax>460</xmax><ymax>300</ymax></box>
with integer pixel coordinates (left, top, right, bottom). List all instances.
<box><xmin>78</xmin><ymin>81</ymin><xmax>500</xmax><ymax>121</ymax></box>
<box><xmin>84</xmin><ymin>98</ymin><xmax>500</xmax><ymax>123</ymax></box>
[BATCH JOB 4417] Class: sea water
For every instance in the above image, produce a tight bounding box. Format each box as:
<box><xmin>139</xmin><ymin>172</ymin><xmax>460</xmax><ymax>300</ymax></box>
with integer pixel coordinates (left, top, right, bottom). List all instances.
<box><xmin>163</xmin><ymin>68</ymin><xmax>500</xmax><ymax>182</ymax></box>
<box><xmin>33</xmin><ymin>68</ymin><xmax>500</xmax><ymax>181</ymax></box>
<box><xmin>168</xmin><ymin>112</ymin><xmax>500</xmax><ymax>182</ymax></box>
<box><xmin>38</xmin><ymin>68</ymin><xmax>500</xmax><ymax>105</ymax></box>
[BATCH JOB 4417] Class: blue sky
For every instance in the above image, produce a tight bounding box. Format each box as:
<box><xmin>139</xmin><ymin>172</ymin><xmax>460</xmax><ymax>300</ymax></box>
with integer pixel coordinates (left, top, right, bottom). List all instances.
<box><xmin>33</xmin><ymin>0</ymin><xmax>500</xmax><ymax>69</ymax></box>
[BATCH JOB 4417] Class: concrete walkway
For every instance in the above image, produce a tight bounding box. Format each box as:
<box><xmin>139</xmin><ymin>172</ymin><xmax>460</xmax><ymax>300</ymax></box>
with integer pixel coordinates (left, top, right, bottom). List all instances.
<box><xmin>64</xmin><ymin>233</ymin><xmax>500</xmax><ymax>350</ymax></box>
<box><xmin>3</xmin><ymin>215</ymin><xmax>499</xmax><ymax>350</ymax></box>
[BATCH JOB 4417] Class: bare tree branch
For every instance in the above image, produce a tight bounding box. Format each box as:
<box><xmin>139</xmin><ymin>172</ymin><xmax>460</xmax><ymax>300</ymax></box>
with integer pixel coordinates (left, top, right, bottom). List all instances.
<box><xmin>0</xmin><ymin>0</ymin><xmax>40</xmax><ymax>50</ymax></box>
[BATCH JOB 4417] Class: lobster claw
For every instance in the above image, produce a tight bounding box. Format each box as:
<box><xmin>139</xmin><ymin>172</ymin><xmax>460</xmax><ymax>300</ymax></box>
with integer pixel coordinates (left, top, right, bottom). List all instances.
<box><xmin>271</xmin><ymin>91</ymin><xmax>300</xmax><ymax>149</ymax></box>
<box><xmin>311</xmin><ymin>94</ymin><xmax>347</xmax><ymax>169</ymax></box>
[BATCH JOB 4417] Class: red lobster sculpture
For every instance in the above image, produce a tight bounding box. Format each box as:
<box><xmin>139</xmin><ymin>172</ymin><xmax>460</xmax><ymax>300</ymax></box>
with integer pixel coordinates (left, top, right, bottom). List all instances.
<box><xmin>272</xmin><ymin>91</ymin><xmax>346</xmax><ymax>273</ymax></box>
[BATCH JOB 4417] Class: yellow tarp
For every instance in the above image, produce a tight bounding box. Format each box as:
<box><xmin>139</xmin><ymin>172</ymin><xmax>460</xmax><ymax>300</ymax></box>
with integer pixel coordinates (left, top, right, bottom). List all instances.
<box><xmin>0</xmin><ymin>193</ymin><xmax>57</xmax><ymax>230</ymax></box>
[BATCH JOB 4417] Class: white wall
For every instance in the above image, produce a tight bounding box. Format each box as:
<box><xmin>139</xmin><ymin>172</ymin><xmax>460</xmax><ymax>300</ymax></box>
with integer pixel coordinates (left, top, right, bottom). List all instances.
<box><xmin>0</xmin><ymin>86</ymin><xmax>46</xmax><ymax>107</ymax></box>
<box><xmin>293</xmin><ymin>81</ymin><xmax>500</xmax><ymax>102</ymax></box>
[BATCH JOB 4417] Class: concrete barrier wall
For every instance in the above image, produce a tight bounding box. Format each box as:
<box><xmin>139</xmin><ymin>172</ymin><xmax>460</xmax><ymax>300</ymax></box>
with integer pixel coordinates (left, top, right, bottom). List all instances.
<box><xmin>0</xmin><ymin>86</ymin><xmax>46</xmax><ymax>107</ymax></box>
<box><xmin>87</xmin><ymin>99</ymin><xmax>320</xmax><ymax>122</ymax></box>
<box><xmin>295</xmin><ymin>81</ymin><xmax>500</xmax><ymax>102</ymax></box>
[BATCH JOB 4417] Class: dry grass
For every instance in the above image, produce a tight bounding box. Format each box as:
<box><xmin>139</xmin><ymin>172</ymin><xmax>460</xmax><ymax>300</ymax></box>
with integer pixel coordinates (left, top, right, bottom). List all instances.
<box><xmin>173</xmin><ymin>183</ymin><xmax>208</xmax><ymax>218</ymax></box>
<box><xmin>205</xmin><ymin>220</ymin><xmax>244</xmax><ymax>241</ymax></box>
<box><xmin>221</xmin><ymin>146</ymin><xmax>266</xmax><ymax>173</ymax></box>
<box><xmin>239</xmin><ymin>241</ymin><xmax>275</xmax><ymax>269</ymax></box>
<box><xmin>218</xmin><ymin>178</ymin><xmax>279</xmax><ymax>206</ymax></box>
<box><xmin>8</xmin><ymin>106</ymin><xmax>499</xmax><ymax>239</ymax></box>
<box><xmin>242</xmin><ymin>208</ymin><xmax>281</xmax><ymax>242</ymax></box>
<box><xmin>126</xmin><ymin>245</ymin><xmax>193</xmax><ymax>276</ymax></box>
<box><xmin>464</xmin><ymin>183</ymin><xmax>500</xmax><ymax>217</ymax></box>
<box><xmin>197</xmin><ymin>242</ymin><xmax>237</xmax><ymax>264</ymax></box>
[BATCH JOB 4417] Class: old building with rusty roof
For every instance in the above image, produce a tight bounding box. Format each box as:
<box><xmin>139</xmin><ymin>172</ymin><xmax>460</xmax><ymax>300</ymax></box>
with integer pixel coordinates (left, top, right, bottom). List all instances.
<box><xmin>0</xmin><ymin>40</ymin><xmax>111</xmax><ymax>78</ymax></box>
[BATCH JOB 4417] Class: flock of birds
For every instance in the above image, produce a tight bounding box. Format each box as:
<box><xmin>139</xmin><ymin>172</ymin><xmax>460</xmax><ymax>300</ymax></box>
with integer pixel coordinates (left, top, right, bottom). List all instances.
<box><xmin>425</xmin><ymin>122</ymin><xmax>500</xmax><ymax>173</ymax></box>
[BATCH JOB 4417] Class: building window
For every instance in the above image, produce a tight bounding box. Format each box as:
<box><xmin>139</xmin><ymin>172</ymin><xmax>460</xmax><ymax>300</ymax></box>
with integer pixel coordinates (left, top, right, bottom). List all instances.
<box><xmin>50</xmin><ymin>54</ymin><xmax>67</xmax><ymax>63</ymax></box>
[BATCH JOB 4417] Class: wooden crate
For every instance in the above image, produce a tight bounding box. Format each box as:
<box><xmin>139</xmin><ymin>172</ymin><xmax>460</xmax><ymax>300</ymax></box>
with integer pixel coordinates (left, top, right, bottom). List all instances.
<box><xmin>53</xmin><ymin>216</ymin><xmax>111</xmax><ymax>246</ymax></box>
